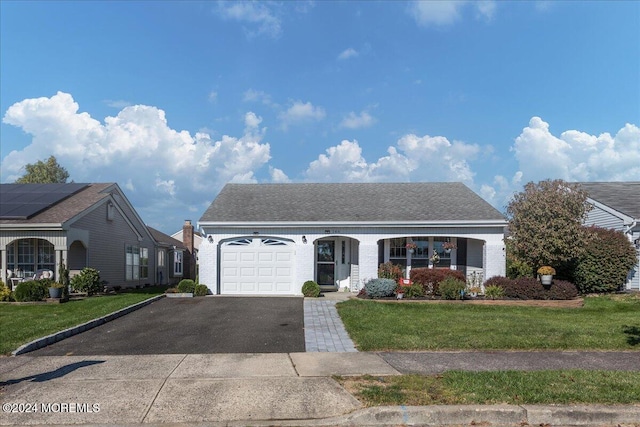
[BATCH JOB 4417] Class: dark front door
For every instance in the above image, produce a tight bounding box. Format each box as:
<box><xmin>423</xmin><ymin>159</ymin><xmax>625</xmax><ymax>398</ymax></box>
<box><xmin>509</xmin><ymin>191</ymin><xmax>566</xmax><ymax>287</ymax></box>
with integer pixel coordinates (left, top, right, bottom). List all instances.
<box><xmin>316</xmin><ymin>240</ymin><xmax>335</xmax><ymax>286</ymax></box>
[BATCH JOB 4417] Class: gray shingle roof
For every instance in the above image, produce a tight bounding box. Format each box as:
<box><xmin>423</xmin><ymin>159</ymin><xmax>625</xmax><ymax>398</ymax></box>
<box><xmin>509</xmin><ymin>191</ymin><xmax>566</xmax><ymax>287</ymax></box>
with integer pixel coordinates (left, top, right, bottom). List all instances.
<box><xmin>200</xmin><ymin>182</ymin><xmax>505</xmax><ymax>223</ymax></box>
<box><xmin>147</xmin><ymin>226</ymin><xmax>186</xmax><ymax>249</ymax></box>
<box><xmin>579</xmin><ymin>182</ymin><xmax>640</xmax><ymax>219</ymax></box>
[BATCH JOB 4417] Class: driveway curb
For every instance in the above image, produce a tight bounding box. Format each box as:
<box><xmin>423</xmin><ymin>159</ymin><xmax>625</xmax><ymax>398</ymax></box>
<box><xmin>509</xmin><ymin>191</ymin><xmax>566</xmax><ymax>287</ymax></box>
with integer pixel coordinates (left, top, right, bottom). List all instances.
<box><xmin>11</xmin><ymin>294</ymin><xmax>165</xmax><ymax>356</ymax></box>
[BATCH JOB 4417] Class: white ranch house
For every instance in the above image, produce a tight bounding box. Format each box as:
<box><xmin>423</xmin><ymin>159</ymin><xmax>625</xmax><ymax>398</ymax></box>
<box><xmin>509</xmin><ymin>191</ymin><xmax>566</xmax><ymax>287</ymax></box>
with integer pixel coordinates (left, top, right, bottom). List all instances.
<box><xmin>198</xmin><ymin>182</ymin><xmax>507</xmax><ymax>296</ymax></box>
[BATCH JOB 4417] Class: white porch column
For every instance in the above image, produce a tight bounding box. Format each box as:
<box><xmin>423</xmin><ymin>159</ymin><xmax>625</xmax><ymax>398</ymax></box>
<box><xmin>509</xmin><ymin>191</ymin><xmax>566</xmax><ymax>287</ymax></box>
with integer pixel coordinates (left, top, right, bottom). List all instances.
<box><xmin>484</xmin><ymin>240</ymin><xmax>506</xmax><ymax>280</ymax></box>
<box><xmin>358</xmin><ymin>243</ymin><xmax>379</xmax><ymax>288</ymax></box>
<box><xmin>1</xmin><ymin>249</ymin><xmax>6</xmax><ymax>283</ymax></box>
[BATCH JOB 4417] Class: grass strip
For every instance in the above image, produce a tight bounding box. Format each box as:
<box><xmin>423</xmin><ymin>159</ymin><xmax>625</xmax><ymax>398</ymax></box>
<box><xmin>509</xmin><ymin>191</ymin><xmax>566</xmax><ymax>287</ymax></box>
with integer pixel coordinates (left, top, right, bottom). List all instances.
<box><xmin>336</xmin><ymin>370</ymin><xmax>640</xmax><ymax>406</ymax></box>
<box><xmin>337</xmin><ymin>295</ymin><xmax>640</xmax><ymax>351</ymax></box>
<box><xmin>0</xmin><ymin>287</ymin><xmax>165</xmax><ymax>355</ymax></box>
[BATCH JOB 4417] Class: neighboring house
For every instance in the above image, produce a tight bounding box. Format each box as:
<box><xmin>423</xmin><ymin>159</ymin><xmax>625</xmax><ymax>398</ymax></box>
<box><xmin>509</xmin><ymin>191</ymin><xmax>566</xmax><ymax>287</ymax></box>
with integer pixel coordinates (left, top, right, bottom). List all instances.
<box><xmin>170</xmin><ymin>220</ymin><xmax>201</xmax><ymax>280</ymax></box>
<box><xmin>0</xmin><ymin>183</ymin><xmax>177</xmax><ymax>289</ymax></box>
<box><xmin>579</xmin><ymin>182</ymin><xmax>640</xmax><ymax>291</ymax></box>
<box><xmin>147</xmin><ymin>226</ymin><xmax>188</xmax><ymax>286</ymax></box>
<box><xmin>198</xmin><ymin>182</ymin><xmax>507</xmax><ymax>296</ymax></box>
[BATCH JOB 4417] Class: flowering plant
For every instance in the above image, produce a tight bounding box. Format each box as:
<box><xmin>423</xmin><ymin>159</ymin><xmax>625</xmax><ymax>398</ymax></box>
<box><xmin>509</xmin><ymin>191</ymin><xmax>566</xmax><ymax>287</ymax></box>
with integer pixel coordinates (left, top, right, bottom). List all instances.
<box><xmin>431</xmin><ymin>251</ymin><xmax>440</xmax><ymax>265</ymax></box>
<box><xmin>406</xmin><ymin>242</ymin><xmax>417</xmax><ymax>250</ymax></box>
<box><xmin>443</xmin><ymin>241</ymin><xmax>457</xmax><ymax>250</ymax></box>
<box><xmin>537</xmin><ymin>266</ymin><xmax>556</xmax><ymax>275</ymax></box>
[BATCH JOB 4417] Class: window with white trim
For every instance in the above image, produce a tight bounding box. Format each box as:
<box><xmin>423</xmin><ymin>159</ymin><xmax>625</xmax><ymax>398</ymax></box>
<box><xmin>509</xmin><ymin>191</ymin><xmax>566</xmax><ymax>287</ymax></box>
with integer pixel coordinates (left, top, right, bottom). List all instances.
<box><xmin>126</xmin><ymin>245</ymin><xmax>140</xmax><ymax>281</ymax></box>
<box><xmin>139</xmin><ymin>247</ymin><xmax>148</xmax><ymax>279</ymax></box>
<box><xmin>174</xmin><ymin>251</ymin><xmax>183</xmax><ymax>276</ymax></box>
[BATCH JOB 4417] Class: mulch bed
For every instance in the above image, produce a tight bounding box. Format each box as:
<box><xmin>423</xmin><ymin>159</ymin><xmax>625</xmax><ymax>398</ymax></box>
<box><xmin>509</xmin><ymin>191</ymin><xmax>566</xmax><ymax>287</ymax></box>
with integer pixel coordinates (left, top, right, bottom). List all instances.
<box><xmin>355</xmin><ymin>295</ymin><xmax>585</xmax><ymax>308</ymax></box>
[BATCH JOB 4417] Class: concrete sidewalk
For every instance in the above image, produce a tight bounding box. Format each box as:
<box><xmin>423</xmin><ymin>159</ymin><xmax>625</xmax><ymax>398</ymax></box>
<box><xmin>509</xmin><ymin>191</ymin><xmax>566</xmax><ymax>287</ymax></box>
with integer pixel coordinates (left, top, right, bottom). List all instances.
<box><xmin>2</xmin><ymin>352</ymin><xmax>640</xmax><ymax>426</ymax></box>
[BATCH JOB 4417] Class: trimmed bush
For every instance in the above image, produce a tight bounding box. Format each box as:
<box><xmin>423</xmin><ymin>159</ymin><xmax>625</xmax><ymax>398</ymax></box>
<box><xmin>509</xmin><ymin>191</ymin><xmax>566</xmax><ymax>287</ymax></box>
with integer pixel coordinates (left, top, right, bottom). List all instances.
<box><xmin>364</xmin><ymin>278</ymin><xmax>397</xmax><ymax>298</ymax></box>
<box><xmin>0</xmin><ymin>281</ymin><xmax>13</xmax><ymax>301</ymax></box>
<box><xmin>378</xmin><ymin>262</ymin><xmax>404</xmax><ymax>281</ymax></box>
<box><xmin>574</xmin><ymin>226</ymin><xmax>638</xmax><ymax>294</ymax></box>
<box><xmin>410</xmin><ymin>268</ymin><xmax>466</xmax><ymax>296</ymax></box>
<box><xmin>404</xmin><ymin>283</ymin><xmax>425</xmax><ymax>299</ymax></box>
<box><xmin>484</xmin><ymin>276</ymin><xmax>578</xmax><ymax>300</ymax></box>
<box><xmin>14</xmin><ymin>280</ymin><xmax>48</xmax><ymax>302</ymax></box>
<box><xmin>71</xmin><ymin>267</ymin><xmax>102</xmax><ymax>295</ymax></box>
<box><xmin>177</xmin><ymin>279</ymin><xmax>196</xmax><ymax>293</ymax></box>
<box><xmin>194</xmin><ymin>284</ymin><xmax>209</xmax><ymax>296</ymax></box>
<box><xmin>438</xmin><ymin>277</ymin><xmax>466</xmax><ymax>300</ymax></box>
<box><xmin>302</xmin><ymin>280</ymin><xmax>320</xmax><ymax>297</ymax></box>
<box><xmin>546</xmin><ymin>280</ymin><xmax>579</xmax><ymax>300</ymax></box>
<box><xmin>484</xmin><ymin>285</ymin><xmax>505</xmax><ymax>300</ymax></box>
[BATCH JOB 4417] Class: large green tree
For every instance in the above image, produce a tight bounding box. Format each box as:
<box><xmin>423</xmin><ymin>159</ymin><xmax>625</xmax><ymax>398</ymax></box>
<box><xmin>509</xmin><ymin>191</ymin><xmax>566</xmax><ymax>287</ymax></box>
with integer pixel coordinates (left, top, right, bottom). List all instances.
<box><xmin>15</xmin><ymin>156</ymin><xmax>69</xmax><ymax>184</ymax></box>
<box><xmin>506</xmin><ymin>179</ymin><xmax>592</xmax><ymax>274</ymax></box>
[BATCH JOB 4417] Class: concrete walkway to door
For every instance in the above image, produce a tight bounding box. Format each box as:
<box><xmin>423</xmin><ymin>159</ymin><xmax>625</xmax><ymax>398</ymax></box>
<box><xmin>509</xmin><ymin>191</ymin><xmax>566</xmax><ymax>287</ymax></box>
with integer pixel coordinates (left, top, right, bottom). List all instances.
<box><xmin>304</xmin><ymin>292</ymin><xmax>357</xmax><ymax>352</ymax></box>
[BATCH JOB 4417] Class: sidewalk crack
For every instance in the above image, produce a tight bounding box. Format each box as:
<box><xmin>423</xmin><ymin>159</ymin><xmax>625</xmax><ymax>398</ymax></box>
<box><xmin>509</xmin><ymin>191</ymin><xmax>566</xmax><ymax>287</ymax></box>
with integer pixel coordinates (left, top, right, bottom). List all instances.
<box><xmin>140</xmin><ymin>353</ymin><xmax>188</xmax><ymax>423</ymax></box>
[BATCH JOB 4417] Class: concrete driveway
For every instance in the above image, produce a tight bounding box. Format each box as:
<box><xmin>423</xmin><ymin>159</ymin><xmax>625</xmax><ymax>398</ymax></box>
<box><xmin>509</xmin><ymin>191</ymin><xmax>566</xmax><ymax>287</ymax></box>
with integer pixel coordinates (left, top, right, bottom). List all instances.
<box><xmin>28</xmin><ymin>296</ymin><xmax>305</xmax><ymax>356</ymax></box>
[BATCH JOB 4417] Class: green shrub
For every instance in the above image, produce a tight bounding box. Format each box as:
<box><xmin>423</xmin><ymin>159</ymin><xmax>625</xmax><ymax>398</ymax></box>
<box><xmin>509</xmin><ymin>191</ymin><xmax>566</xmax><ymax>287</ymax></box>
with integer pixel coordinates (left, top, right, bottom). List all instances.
<box><xmin>438</xmin><ymin>277</ymin><xmax>466</xmax><ymax>300</ymax></box>
<box><xmin>378</xmin><ymin>262</ymin><xmax>404</xmax><ymax>281</ymax></box>
<box><xmin>484</xmin><ymin>285</ymin><xmax>505</xmax><ymax>300</ymax></box>
<box><xmin>410</xmin><ymin>268</ymin><xmax>466</xmax><ymax>296</ymax></box>
<box><xmin>506</xmin><ymin>256</ymin><xmax>534</xmax><ymax>279</ymax></box>
<box><xmin>0</xmin><ymin>281</ymin><xmax>14</xmax><ymax>301</ymax></box>
<box><xmin>194</xmin><ymin>284</ymin><xmax>209</xmax><ymax>296</ymax></box>
<box><xmin>302</xmin><ymin>280</ymin><xmax>320</xmax><ymax>297</ymax></box>
<box><xmin>364</xmin><ymin>278</ymin><xmax>397</xmax><ymax>298</ymax></box>
<box><xmin>177</xmin><ymin>279</ymin><xmax>196</xmax><ymax>293</ymax></box>
<box><xmin>58</xmin><ymin>262</ymin><xmax>70</xmax><ymax>299</ymax></box>
<box><xmin>14</xmin><ymin>280</ymin><xmax>48</xmax><ymax>302</ymax></box>
<box><xmin>404</xmin><ymin>283</ymin><xmax>425</xmax><ymax>299</ymax></box>
<box><xmin>574</xmin><ymin>226</ymin><xmax>638</xmax><ymax>294</ymax></box>
<box><xmin>71</xmin><ymin>267</ymin><xmax>102</xmax><ymax>295</ymax></box>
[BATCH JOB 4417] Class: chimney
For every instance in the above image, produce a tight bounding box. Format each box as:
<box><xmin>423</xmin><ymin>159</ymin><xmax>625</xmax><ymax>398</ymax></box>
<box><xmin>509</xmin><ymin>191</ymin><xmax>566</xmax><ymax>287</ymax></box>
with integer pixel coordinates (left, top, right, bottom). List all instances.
<box><xmin>183</xmin><ymin>220</ymin><xmax>195</xmax><ymax>280</ymax></box>
<box><xmin>183</xmin><ymin>220</ymin><xmax>194</xmax><ymax>255</ymax></box>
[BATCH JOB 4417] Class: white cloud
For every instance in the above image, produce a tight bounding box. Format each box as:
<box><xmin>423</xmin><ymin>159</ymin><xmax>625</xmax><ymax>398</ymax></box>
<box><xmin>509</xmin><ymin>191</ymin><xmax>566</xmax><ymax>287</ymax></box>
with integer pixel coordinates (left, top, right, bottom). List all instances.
<box><xmin>303</xmin><ymin>133</ymin><xmax>480</xmax><ymax>184</ymax></box>
<box><xmin>104</xmin><ymin>99</ymin><xmax>131</xmax><ymax>109</ymax></box>
<box><xmin>216</xmin><ymin>1</ymin><xmax>282</xmax><ymax>38</ymax></box>
<box><xmin>278</xmin><ymin>100</ymin><xmax>326</xmax><ymax>130</ymax></box>
<box><xmin>338</xmin><ymin>48</ymin><xmax>358</xmax><ymax>60</ymax></box>
<box><xmin>269</xmin><ymin>166</ymin><xmax>291</xmax><ymax>183</ymax></box>
<box><xmin>512</xmin><ymin>117</ymin><xmax>640</xmax><ymax>182</ymax></box>
<box><xmin>208</xmin><ymin>91</ymin><xmax>218</xmax><ymax>102</ymax></box>
<box><xmin>243</xmin><ymin>89</ymin><xmax>273</xmax><ymax>106</ymax></box>
<box><xmin>1</xmin><ymin>92</ymin><xmax>272</xmax><ymax>229</ymax></box>
<box><xmin>340</xmin><ymin>111</ymin><xmax>376</xmax><ymax>129</ymax></box>
<box><xmin>408</xmin><ymin>0</ymin><xmax>497</xmax><ymax>27</ymax></box>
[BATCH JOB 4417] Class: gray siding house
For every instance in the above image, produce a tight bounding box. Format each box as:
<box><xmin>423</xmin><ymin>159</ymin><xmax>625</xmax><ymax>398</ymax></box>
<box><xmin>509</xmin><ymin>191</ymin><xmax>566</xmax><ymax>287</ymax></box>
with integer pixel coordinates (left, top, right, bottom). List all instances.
<box><xmin>0</xmin><ymin>183</ymin><xmax>183</xmax><ymax>289</ymax></box>
<box><xmin>579</xmin><ymin>182</ymin><xmax>640</xmax><ymax>291</ymax></box>
<box><xmin>198</xmin><ymin>182</ymin><xmax>507</xmax><ymax>296</ymax></box>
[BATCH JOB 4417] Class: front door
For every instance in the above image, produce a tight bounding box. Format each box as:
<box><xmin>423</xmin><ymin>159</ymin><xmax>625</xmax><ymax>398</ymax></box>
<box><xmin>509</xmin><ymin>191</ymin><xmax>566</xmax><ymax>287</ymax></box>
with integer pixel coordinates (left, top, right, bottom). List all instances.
<box><xmin>316</xmin><ymin>240</ymin><xmax>335</xmax><ymax>287</ymax></box>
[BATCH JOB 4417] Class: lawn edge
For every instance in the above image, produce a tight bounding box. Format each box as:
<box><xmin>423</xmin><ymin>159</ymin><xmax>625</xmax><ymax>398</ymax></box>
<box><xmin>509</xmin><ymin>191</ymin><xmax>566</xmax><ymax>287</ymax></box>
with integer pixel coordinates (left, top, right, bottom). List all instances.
<box><xmin>11</xmin><ymin>294</ymin><xmax>165</xmax><ymax>356</ymax></box>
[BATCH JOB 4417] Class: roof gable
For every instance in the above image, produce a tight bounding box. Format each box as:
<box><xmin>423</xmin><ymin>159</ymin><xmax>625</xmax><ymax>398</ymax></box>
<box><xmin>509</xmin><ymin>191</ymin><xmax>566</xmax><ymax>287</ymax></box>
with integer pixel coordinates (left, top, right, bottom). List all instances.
<box><xmin>200</xmin><ymin>182</ymin><xmax>505</xmax><ymax>224</ymax></box>
<box><xmin>579</xmin><ymin>182</ymin><xmax>640</xmax><ymax>220</ymax></box>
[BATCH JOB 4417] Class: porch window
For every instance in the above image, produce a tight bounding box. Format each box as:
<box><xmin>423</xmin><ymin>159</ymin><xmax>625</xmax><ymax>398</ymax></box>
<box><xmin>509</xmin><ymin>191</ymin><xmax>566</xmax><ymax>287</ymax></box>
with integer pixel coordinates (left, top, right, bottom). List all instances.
<box><xmin>433</xmin><ymin>237</ymin><xmax>452</xmax><ymax>268</ymax></box>
<box><xmin>6</xmin><ymin>239</ymin><xmax>55</xmax><ymax>277</ymax></box>
<box><xmin>174</xmin><ymin>251</ymin><xmax>183</xmax><ymax>276</ymax></box>
<box><xmin>126</xmin><ymin>244</ymin><xmax>140</xmax><ymax>281</ymax></box>
<box><xmin>389</xmin><ymin>238</ymin><xmax>407</xmax><ymax>268</ymax></box>
<box><xmin>410</xmin><ymin>237</ymin><xmax>430</xmax><ymax>268</ymax></box>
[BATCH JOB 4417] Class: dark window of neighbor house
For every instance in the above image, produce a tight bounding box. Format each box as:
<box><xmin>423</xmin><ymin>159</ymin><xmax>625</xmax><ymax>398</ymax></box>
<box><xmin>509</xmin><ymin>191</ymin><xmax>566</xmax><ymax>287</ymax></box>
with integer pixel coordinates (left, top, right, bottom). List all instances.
<box><xmin>126</xmin><ymin>244</ymin><xmax>140</xmax><ymax>281</ymax></box>
<box><xmin>174</xmin><ymin>250</ymin><xmax>183</xmax><ymax>276</ymax></box>
<box><xmin>139</xmin><ymin>247</ymin><xmax>148</xmax><ymax>279</ymax></box>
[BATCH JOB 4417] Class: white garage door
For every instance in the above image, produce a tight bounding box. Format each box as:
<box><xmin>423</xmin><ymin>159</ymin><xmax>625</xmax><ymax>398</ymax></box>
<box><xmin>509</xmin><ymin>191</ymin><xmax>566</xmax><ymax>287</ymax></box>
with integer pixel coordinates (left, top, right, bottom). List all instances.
<box><xmin>220</xmin><ymin>237</ymin><xmax>295</xmax><ymax>295</ymax></box>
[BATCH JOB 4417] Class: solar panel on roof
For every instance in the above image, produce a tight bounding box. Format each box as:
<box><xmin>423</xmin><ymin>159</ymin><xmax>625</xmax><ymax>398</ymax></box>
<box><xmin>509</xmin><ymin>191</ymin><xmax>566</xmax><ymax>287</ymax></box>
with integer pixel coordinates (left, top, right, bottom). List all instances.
<box><xmin>0</xmin><ymin>183</ymin><xmax>89</xmax><ymax>219</ymax></box>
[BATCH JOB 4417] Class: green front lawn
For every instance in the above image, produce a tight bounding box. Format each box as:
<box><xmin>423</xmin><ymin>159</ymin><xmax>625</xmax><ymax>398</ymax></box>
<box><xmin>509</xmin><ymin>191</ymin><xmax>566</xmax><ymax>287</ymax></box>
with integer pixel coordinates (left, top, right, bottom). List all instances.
<box><xmin>0</xmin><ymin>287</ymin><xmax>165</xmax><ymax>354</ymax></box>
<box><xmin>337</xmin><ymin>370</ymin><xmax>640</xmax><ymax>406</ymax></box>
<box><xmin>337</xmin><ymin>295</ymin><xmax>640</xmax><ymax>351</ymax></box>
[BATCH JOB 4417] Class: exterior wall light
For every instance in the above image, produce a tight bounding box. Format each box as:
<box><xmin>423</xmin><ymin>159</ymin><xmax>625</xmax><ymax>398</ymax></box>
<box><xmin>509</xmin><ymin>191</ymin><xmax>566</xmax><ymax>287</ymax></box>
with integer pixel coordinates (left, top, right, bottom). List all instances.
<box><xmin>207</xmin><ymin>235</ymin><xmax>214</xmax><ymax>244</ymax></box>
<box><xmin>302</xmin><ymin>236</ymin><xmax>307</xmax><ymax>244</ymax></box>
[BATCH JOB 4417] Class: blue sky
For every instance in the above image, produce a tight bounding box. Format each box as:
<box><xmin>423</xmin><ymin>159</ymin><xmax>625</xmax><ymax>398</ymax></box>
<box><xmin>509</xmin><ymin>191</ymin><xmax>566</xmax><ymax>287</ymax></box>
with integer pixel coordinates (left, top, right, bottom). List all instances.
<box><xmin>1</xmin><ymin>1</ymin><xmax>638</xmax><ymax>234</ymax></box>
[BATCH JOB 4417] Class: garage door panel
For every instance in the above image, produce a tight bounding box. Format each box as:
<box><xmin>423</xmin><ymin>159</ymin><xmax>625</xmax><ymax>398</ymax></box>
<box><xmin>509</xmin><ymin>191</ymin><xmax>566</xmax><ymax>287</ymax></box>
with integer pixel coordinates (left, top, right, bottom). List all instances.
<box><xmin>220</xmin><ymin>238</ymin><xmax>295</xmax><ymax>295</ymax></box>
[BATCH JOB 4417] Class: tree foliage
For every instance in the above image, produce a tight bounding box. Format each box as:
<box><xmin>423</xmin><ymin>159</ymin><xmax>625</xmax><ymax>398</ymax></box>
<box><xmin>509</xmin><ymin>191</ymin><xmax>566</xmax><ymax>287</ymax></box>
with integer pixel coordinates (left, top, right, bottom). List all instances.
<box><xmin>506</xmin><ymin>179</ymin><xmax>592</xmax><ymax>273</ymax></box>
<box><xmin>15</xmin><ymin>156</ymin><xmax>69</xmax><ymax>184</ymax></box>
<box><xmin>574</xmin><ymin>226</ymin><xmax>638</xmax><ymax>293</ymax></box>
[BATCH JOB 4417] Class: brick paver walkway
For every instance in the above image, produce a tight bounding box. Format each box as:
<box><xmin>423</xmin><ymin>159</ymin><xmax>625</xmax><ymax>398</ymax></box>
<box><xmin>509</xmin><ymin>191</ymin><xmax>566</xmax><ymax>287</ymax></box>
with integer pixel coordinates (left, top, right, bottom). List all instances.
<box><xmin>304</xmin><ymin>299</ymin><xmax>357</xmax><ymax>352</ymax></box>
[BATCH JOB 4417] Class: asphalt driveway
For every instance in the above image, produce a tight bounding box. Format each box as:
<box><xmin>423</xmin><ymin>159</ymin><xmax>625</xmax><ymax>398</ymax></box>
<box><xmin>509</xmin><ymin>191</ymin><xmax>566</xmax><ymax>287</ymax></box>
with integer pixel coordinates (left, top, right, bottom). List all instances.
<box><xmin>28</xmin><ymin>297</ymin><xmax>305</xmax><ymax>356</ymax></box>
